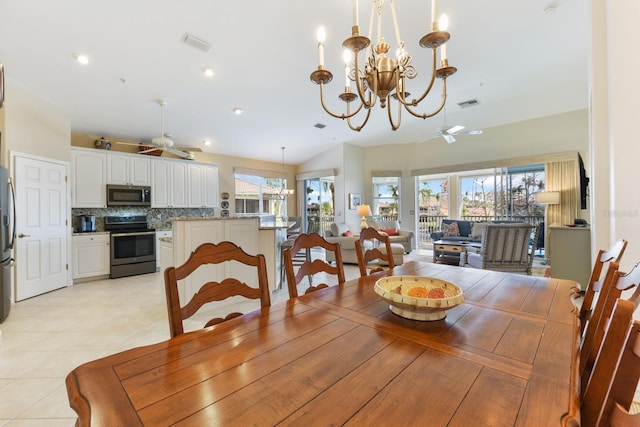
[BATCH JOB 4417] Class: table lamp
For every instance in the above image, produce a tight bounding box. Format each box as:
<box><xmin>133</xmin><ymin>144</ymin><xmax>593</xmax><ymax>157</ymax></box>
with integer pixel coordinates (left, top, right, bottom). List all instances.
<box><xmin>356</xmin><ymin>204</ymin><xmax>372</xmax><ymax>229</ymax></box>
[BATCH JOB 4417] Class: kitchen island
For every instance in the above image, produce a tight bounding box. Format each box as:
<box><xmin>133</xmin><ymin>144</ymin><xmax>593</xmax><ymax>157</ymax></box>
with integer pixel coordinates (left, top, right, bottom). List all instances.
<box><xmin>165</xmin><ymin>217</ymin><xmax>289</xmax><ymax>298</ymax></box>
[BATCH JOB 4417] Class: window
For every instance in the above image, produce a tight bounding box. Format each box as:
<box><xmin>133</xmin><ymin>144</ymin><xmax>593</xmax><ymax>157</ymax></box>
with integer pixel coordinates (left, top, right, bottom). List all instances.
<box><xmin>458</xmin><ymin>165</ymin><xmax>545</xmax><ymax>221</ymax></box>
<box><xmin>234</xmin><ymin>173</ymin><xmax>286</xmax><ymax>217</ymax></box>
<box><xmin>372</xmin><ymin>176</ymin><xmax>400</xmax><ymax>219</ymax></box>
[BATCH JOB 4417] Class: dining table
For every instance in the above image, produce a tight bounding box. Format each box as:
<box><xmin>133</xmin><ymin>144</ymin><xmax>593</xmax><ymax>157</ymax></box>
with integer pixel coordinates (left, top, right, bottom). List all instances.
<box><xmin>66</xmin><ymin>260</ymin><xmax>578</xmax><ymax>426</ymax></box>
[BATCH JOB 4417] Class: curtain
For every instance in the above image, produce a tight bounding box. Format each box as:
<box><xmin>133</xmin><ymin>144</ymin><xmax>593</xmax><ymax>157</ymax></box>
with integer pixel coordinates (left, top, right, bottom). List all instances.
<box><xmin>545</xmin><ymin>158</ymin><xmax>580</xmax><ymax>260</ymax></box>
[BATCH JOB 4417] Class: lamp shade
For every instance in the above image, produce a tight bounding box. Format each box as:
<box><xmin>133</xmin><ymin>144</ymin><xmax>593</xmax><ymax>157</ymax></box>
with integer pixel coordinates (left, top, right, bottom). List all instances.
<box><xmin>535</xmin><ymin>191</ymin><xmax>560</xmax><ymax>205</ymax></box>
<box><xmin>356</xmin><ymin>204</ymin><xmax>372</xmax><ymax>217</ymax></box>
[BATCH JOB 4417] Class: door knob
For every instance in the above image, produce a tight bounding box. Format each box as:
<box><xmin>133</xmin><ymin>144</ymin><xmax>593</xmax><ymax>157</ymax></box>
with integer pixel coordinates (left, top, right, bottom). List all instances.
<box><xmin>17</xmin><ymin>233</ymin><xmax>30</xmax><ymax>238</ymax></box>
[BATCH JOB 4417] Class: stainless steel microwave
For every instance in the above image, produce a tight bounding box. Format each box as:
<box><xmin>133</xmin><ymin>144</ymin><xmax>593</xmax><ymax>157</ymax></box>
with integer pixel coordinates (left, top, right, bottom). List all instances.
<box><xmin>106</xmin><ymin>184</ymin><xmax>151</xmax><ymax>207</ymax></box>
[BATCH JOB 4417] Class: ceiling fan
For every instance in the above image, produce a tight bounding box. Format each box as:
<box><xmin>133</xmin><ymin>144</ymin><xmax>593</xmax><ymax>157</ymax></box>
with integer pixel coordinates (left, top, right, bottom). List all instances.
<box><xmin>436</xmin><ymin>124</ymin><xmax>483</xmax><ymax>144</ymax></box>
<box><xmin>432</xmin><ymin>107</ymin><xmax>483</xmax><ymax>144</ymax></box>
<box><xmin>116</xmin><ymin>100</ymin><xmax>202</xmax><ymax>159</ymax></box>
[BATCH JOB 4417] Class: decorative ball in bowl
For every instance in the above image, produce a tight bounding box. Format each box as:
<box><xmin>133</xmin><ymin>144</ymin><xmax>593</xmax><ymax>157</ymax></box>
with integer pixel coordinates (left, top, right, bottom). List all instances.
<box><xmin>374</xmin><ymin>276</ymin><xmax>464</xmax><ymax>321</ymax></box>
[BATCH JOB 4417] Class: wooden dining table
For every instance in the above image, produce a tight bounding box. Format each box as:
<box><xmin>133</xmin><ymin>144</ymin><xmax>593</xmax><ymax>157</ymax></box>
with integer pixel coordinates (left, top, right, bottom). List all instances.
<box><xmin>66</xmin><ymin>261</ymin><xmax>578</xmax><ymax>426</ymax></box>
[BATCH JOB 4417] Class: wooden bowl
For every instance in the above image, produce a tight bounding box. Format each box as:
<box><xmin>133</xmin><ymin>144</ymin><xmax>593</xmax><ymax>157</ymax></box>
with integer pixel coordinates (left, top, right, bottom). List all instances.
<box><xmin>374</xmin><ymin>276</ymin><xmax>464</xmax><ymax>321</ymax></box>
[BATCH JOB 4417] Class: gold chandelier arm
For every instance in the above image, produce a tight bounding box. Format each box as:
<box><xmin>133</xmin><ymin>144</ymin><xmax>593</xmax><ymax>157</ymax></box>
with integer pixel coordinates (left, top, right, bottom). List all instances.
<box><xmin>347</xmin><ymin>104</ymin><xmax>372</xmax><ymax>131</ymax></box>
<box><xmin>318</xmin><ymin>82</ymin><xmax>364</xmax><ymax>120</ymax></box>
<box><xmin>407</xmin><ymin>47</ymin><xmax>438</xmax><ymax>106</ymax></box>
<box><xmin>386</xmin><ymin>92</ymin><xmax>402</xmax><ymax>131</ymax></box>
<box><xmin>403</xmin><ymin>78</ymin><xmax>448</xmax><ymax>119</ymax></box>
<box><xmin>353</xmin><ymin>49</ymin><xmax>377</xmax><ymax>109</ymax></box>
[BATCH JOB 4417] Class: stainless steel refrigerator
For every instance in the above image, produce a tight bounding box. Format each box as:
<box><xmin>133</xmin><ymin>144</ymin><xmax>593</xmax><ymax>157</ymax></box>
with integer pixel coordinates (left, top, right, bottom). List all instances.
<box><xmin>0</xmin><ymin>161</ymin><xmax>16</xmax><ymax>322</ymax></box>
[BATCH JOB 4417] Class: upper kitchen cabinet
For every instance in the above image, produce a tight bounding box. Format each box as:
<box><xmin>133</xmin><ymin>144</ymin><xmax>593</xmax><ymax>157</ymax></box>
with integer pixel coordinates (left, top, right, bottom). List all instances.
<box><xmin>107</xmin><ymin>152</ymin><xmax>151</xmax><ymax>186</ymax></box>
<box><xmin>188</xmin><ymin>163</ymin><xmax>219</xmax><ymax>208</ymax></box>
<box><xmin>71</xmin><ymin>148</ymin><xmax>107</xmax><ymax>208</ymax></box>
<box><xmin>151</xmin><ymin>158</ymin><xmax>188</xmax><ymax>208</ymax></box>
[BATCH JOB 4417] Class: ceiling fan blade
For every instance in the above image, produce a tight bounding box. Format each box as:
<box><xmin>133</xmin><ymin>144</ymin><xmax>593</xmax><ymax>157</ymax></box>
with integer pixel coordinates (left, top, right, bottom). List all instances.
<box><xmin>138</xmin><ymin>147</ymin><xmax>162</xmax><ymax>154</ymax></box>
<box><xmin>175</xmin><ymin>146</ymin><xmax>202</xmax><ymax>152</ymax></box>
<box><xmin>115</xmin><ymin>141</ymin><xmax>142</xmax><ymax>146</ymax></box>
<box><xmin>442</xmin><ymin>134</ymin><xmax>456</xmax><ymax>144</ymax></box>
<box><xmin>454</xmin><ymin>129</ymin><xmax>483</xmax><ymax>135</ymax></box>
<box><xmin>164</xmin><ymin>147</ymin><xmax>191</xmax><ymax>159</ymax></box>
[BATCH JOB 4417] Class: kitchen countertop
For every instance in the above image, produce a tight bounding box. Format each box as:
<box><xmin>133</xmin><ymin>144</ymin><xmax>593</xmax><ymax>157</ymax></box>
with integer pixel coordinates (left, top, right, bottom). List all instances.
<box><xmin>72</xmin><ymin>231</ymin><xmax>110</xmax><ymax>236</ymax></box>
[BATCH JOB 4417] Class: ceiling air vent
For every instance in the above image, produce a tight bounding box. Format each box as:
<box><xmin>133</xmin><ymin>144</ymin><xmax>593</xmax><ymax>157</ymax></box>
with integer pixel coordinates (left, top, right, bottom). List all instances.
<box><xmin>457</xmin><ymin>99</ymin><xmax>480</xmax><ymax>108</ymax></box>
<box><xmin>181</xmin><ymin>33</ymin><xmax>212</xmax><ymax>52</ymax></box>
<box><xmin>314</xmin><ymin>123</ymin><xmax>326</xmax><ymax>129</ymax></box>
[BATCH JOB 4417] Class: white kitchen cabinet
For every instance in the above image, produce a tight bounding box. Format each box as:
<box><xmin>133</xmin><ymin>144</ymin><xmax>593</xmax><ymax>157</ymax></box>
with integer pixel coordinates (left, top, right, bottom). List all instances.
<box><xmin>107</xmin><ymin>152</ymin><xmax>151</xmax><ymax>186</ymax></box>
<box><xmin>71</xmin><ymin>148</ymin><xmax>107</xmax><ymax>208</ymax></box>
<box><xmin>155</xmin><ymin>230</ymin><xmax>172</xmax><ymax>270</ymax></box>
<box><xmin>151</xmin><ymin>159</ymin><xmax>188</xmax><ymax>208</ymax></box>
<box><xmin>188</xmin><ymin>163</ymin><xmax>219</xmax><ymax>208</ymax></box>
<box><xmin>203</xmin><ymin>164</ymin><xmax>219</xmax><ymax>208</ymax></box>
<box><xmin>72</xmin><ymin>233</ymin><xmax>110</xmax><ymax>280</ymax></box>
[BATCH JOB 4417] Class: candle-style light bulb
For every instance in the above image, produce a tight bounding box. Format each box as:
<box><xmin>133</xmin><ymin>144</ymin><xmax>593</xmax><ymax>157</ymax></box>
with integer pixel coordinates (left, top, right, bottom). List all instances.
<box><xmin>317</xmin><ymin>26</ymin><xmax>326</xmax><ymax>67</ymax></box>
<box><xmin>439</xmin><ymin>14</ymin><xmax>449</xmax><ymax>31</ymax></box>
<box><xmin>352</xmin><ymin>0</ymin><xmax>359</xmax><ymax>27</ymax></box>
<box><xmin>431</xmin><ymin>0</ymin><xmax>439</xmax><ymax>27</ymax></box>
<box><xmin>343</xmin><ymin>49</ymin><xmax>352</xmax><ymax>89</ymax></box>
<box><xmin>439</xmin><ymin>15</ymin><xmax>449</xmax><ymax>61</ymax></box>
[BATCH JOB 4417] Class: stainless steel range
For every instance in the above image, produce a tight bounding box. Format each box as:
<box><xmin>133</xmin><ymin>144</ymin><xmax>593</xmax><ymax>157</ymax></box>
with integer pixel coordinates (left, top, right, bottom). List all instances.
<box><xmin>105</xmin><ymin>215</ymin><xmax>156</xmax><ymax>279</ymax></box>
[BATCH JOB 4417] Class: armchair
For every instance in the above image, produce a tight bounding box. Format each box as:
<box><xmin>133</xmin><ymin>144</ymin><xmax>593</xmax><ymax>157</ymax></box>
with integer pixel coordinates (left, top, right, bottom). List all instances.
<box><xmin>461</xmin><ymin>223</ymin><xmax>538</xmax><ymax>275</ymax></box>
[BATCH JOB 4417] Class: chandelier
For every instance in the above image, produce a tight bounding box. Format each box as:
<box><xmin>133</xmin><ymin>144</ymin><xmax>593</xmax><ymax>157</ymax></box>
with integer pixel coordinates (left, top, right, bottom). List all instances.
<box><xmin>310</xmin><ymin>0</ymin><xmax>456</xmax><ymax>131</ymax></box>
<box><xmin>279</xmin><ymin>146</ymin><xmax>294</xmax><ymax>200</ymax></box>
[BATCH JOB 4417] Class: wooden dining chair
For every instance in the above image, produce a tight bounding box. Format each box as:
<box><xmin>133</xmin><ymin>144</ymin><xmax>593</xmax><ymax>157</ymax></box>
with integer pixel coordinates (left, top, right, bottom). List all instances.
<box><xmin>574</xmin><ymin>239</ymin><xmax>628</xmax><ymax>335</ymax></box>
<box><xmin>283</xmin><ymin>233</ymin><xmax>345</xmax><ymax>298</ymax></box>
<box><xmin>164</xmin><ymin>241</ymin><xmax>271</xmax><ymax>338</ymax></box>
<box><xmin>355</xmin><ymin>227</ymin><xmax>395</xmax><ymax>277</ymax></box>
<box><xmin>580</xmin><ymin>261</ymin><xmax>640</xmax><ymax>396</ymax></box>
<box><xmin>578</xmin><ymin>299</ymin><xmax>640</xmax><ymax>427</ymax></box>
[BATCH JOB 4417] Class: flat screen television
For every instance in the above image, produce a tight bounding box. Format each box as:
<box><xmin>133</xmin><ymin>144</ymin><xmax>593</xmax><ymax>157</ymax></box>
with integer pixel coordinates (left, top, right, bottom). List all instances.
<box><xmin>579</xmin><ymin>154</ymin><xmax>589</xmax><ymax>210</ymax></box>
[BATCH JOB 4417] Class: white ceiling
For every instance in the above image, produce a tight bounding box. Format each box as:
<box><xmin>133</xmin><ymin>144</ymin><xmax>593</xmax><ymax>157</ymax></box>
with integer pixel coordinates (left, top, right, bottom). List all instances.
<box><xmin>0</xmin><ymin>0</ymin><xmax>589</xmax><ymax>164</ymax></box>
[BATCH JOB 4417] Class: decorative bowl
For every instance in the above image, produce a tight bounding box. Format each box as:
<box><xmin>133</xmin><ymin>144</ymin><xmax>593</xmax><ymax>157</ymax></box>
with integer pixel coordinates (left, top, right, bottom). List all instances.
<box><xmin>374</xmin><ymin>275</ymin><xmax>464</xmax><ymax>321</ymax></box>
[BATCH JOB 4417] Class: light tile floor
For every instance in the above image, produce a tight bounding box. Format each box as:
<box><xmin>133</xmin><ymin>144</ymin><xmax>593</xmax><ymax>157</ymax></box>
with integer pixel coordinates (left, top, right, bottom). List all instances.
<box><xmin>0</xmin><ymin>248</ymin><xmax>550</xmax><ymax>425</ymax></box>
<box><xmin>0</xmin><ymin>249</ymin><xmax>381</xmax><ymax>426</ymax></box>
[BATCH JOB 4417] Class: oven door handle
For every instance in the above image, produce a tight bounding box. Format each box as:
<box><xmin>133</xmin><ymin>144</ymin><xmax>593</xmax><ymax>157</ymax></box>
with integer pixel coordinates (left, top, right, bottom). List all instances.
<box><xmin>111</xmin><ymin>231</ymin><xmax>156</xmax><ymax>237</ymax></box>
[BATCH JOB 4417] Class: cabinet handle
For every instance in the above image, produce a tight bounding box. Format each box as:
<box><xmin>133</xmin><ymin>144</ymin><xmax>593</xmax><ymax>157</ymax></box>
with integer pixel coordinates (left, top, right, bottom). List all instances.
<box><xmin>18</xmin><ymin>233</ymin><xmax>31</xmax><ymax>238</ymax></box>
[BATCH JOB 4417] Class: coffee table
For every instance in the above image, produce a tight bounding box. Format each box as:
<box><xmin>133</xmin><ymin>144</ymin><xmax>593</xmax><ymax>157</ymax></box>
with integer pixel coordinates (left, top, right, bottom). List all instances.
<box><xmin>432</xmin><ymin>240</ymin><xmax>475</xmax><ymax>265</ymax></box>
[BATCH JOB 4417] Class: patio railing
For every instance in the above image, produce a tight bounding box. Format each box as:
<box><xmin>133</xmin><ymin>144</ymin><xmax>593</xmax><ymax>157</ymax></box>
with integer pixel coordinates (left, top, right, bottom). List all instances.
<box><xmin>417</xmin><ymin>214</ymin><xmax>543</xmax><ymax>248</ymax></box>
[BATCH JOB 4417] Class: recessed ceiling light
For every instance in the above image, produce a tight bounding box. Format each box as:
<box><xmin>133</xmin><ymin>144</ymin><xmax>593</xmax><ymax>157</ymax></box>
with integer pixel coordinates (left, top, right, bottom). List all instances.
<box><xmin>232</xmin><ymin>107</ymin><xmax>243</xmax><ymax>115</ymax></box>
<box><xmin>203</xmin><ymin>139</ymin><xmax>212</xmax><ymax>146</ymax></box>
<box><xmin>202</xmin><ymin>67</ymin><xmax>214</xmax><ymax>78</ymax></box>
<box><xmin>75</xmin><ymin>54</ymin><xmax>89</xmax><ymax>65</ymax></box>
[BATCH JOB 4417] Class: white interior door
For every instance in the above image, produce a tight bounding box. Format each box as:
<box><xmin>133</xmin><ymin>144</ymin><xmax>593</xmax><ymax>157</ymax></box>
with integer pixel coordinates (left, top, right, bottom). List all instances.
<box><xmin>14</xmin><ymin>155</ymin><xmax>69</xmax><ymax>301</ymax></box>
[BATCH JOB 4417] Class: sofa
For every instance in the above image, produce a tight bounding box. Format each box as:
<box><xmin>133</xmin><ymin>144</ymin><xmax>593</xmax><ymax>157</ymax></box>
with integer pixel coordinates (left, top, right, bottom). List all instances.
<box><xmin>323</xmin><ymin>218</ymin><xmax>413</xmax><ymax>264</ymax></box>
<box><xmin>429</xmin><ymin>219</ymin><xmax>484</xmax><ymax>243</ymax></box>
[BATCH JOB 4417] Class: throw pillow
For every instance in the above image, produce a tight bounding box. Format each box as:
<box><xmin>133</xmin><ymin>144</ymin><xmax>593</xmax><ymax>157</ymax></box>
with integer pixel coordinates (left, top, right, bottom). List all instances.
<box><xmin>381</xmin><ymin>228</ymin><xmax>399</xmax><ymax>236</ymax></box>
<box><xmin>442</xmin><ymin>222</ymin><xmax>460</xmax><ymax>237</ymax></box>
<box><xmin>342</xmin><ymin>230</ymin><xmax>353</xmax><ymax>237</ymax></box>
<box><xmin>470</xmin><ymin>222</ymin><xmax>485</xmax><ymax>239</ymax></box>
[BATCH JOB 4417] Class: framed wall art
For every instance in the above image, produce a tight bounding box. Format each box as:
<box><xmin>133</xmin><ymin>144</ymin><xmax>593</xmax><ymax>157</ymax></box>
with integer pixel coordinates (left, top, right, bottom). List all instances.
<box><xmin>349</xmin><ymin>193</ymin><xmax>361</xmax><ymax>209</ymax></box>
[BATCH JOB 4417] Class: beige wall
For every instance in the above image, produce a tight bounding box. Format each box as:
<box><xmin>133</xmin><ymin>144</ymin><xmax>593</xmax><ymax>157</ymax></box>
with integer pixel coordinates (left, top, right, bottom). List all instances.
<box><xmin>4</xmin><ymin>81</ymin><xmax>70</xmax><ymax>164</ymax></box>
<box><xmin>590</xmin><ymin>0</ymin><xmax>640</xmax><ymax>272</ymax></box>
<box><xmin>299</xmin><ymin>109</ymin><xmax>589</xmax><ymax>239</ymax></box>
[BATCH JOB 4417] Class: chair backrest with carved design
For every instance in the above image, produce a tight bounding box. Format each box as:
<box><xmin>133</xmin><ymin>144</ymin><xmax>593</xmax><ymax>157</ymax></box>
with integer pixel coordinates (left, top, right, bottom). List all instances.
<box><xmin>164</xmin><ymin>241</ymin><xmax>271</xmax><ymax>338</ymax></box>
<box><xmin>283</xmin><ymin>233</ymin><xmax>345</xmax><ymax>299</ymax></box>
<box><xmin>576</xmin><ymin>239</ymin><xmax>628</xmax><ymax>335</ymax></box>
<box><xmin>355</xmin><ymin>227</ymin><xmax>395</xmax><ymax>277</ymax></box>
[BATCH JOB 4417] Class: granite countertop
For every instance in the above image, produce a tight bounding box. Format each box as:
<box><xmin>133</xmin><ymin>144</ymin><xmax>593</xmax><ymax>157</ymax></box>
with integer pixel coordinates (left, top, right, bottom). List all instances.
<box><xmin>72</xmin><ymin>231</ymin><xmax>110</xmax><ymax>236</ymax></box>
<box><xmin>159</xmin><ymin>237</ymin><xmax>173</xmax><ymax>243</ymax></box>
<box><xmin>259</xmin><ymin>221</ymin><xmax>294</xmax><ymax>230</ymax></box>
<box><xmin>170</xmin><ymin>216</ymin><xmax>259</xmax><ymax>221</ymax></box>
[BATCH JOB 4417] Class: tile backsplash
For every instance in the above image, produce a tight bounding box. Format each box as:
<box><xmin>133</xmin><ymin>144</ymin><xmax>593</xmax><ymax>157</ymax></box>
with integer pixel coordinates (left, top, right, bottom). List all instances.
<box><xmin>71</xmin><ymin>207</ymin><xmax>215</xmax><ymax>232</ymax></box>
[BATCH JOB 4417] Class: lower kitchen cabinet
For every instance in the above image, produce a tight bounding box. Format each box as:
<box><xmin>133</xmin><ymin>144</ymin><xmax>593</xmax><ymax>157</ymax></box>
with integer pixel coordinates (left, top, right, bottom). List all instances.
<box><xmin>72</xmin><ymin>233</ymin><xmax>110</xmax><ymax>280</ymax></box>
